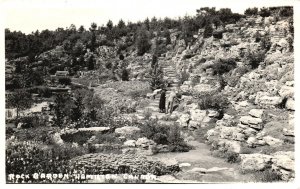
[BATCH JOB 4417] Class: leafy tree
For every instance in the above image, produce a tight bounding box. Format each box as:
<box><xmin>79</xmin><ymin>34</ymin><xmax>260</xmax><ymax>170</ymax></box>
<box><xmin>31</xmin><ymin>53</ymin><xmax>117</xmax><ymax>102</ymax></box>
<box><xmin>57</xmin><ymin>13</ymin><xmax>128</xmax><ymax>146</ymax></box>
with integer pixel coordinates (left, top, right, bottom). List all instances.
<box><xmin>7</xmin><ymin>89</ymin><xmax>33</xmax><ymax>119</ymax></box>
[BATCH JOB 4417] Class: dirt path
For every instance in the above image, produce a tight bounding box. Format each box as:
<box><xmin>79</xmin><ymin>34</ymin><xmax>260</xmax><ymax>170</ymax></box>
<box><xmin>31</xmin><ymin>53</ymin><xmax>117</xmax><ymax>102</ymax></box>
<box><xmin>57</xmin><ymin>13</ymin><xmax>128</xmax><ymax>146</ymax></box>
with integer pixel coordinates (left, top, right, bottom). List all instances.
<box><xmin>151</xmin><ymin>141</ymin><xmax>256</xmax><ymax>183</ymax></box>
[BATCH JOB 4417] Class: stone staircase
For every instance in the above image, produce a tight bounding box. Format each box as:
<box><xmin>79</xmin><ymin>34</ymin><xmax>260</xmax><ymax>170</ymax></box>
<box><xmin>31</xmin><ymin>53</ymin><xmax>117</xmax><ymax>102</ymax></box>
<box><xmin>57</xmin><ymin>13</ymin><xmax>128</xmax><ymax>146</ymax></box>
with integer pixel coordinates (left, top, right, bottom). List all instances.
<box><xmin>134</xmin><ymin>59</ymin><xmax>181</xmax><ymax>119</ymax></box>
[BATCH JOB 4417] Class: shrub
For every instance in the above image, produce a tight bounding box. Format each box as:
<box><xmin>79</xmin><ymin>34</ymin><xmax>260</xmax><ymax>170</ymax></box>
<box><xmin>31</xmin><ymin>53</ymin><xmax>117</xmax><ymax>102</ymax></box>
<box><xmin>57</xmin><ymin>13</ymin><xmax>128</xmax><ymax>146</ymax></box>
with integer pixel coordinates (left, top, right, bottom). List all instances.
<box><xmin>211</xmin><ymin>58</ymin><xmax>237</xmax><ymax>75</ymax></box>
<box><xmin>198</xmin><ymin>93</ymin><xmax>229</xmax><ymax>111</ymax></box>
<box><xmin>245</xmin><ymin>50</ymin><xmax>265</xmax><ymax>69</ymax></box>
<box><xmin>13</xmin><ymin>126</ymin><xmax>60</xmax><ymax>144</ymax></box>
<box><xmin>253</xmin><ymin>169</ymin><xmax>282</xmax><ymax>182</ymax></box>
<box><xmin>58</xmin><ymin>77</ymin><xmax>71</xmax><ymax>85</ymax></box>
<box><xmin>60</xmin><ymin>131</ymin><xmax>94</xmax><ymax>145</ymax></box>
<box><xmin>94</xmin><ymin>132</ymin><xmax>122</xmax><ymax>144</ymax></box>
<box><xmin>168</xmin><ymin>124</ymin><xmax>191</xmax><ymax>152</ymax></box>
<box><xmin>203</xmin><ymin>24</ymin><xmax>213</xmax><ymax>38</ymax></box>
<box><xmin>138</xmin><ymin>120</ymin><xmax>190</xmax><ymax>152</ymax></box>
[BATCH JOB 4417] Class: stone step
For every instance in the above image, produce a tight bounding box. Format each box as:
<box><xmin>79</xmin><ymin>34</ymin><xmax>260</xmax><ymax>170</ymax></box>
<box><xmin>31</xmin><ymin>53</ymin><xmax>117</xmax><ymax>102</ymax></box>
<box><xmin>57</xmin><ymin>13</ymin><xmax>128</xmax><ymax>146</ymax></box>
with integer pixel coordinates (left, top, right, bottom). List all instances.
<box><xmin>149</xmin><ymin>102</ymin><xmax>159</xmax><ymax>106</ymax></box>
<box><xmin>145</xmin><ymin>106</ymin><xmax>160</xmax><ymax>111</ymax></box>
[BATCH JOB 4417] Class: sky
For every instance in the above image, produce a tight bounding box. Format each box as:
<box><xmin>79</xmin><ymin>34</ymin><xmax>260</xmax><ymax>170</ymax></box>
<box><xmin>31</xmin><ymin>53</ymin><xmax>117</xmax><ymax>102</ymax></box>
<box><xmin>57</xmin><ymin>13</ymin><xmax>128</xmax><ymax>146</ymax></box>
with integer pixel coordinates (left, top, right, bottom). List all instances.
<box><xmin>0</xmin><ymin>0</ymin><xmax>296</xmax><ymax>34</ymax></box>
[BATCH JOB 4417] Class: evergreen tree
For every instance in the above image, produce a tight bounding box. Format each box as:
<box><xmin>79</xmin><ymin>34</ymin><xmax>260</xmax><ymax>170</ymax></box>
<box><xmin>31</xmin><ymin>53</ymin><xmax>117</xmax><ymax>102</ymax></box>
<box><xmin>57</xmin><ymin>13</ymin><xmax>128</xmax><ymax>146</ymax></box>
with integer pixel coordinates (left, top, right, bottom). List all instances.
<box><xmin>121</xmin><ymin>68</ymin><xmax>129</xmax><ymax>81</ymax></box>
<box><xmin>136</xmin><ymin>28</ymin><xmax>151</xmax><ymax>56</ymax></box>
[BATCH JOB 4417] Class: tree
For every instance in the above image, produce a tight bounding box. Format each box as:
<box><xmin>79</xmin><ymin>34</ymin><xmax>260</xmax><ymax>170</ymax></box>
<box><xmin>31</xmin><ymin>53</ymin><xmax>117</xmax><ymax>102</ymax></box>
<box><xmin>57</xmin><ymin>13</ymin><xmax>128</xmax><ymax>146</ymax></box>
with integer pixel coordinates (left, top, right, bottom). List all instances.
<box><xmin>89</xmin><ymin>23</ymin><xmax>97</xmax><ymax>51</ymax></box>
<box><xmin>7</xmin><ymin>89</ymin><xmax>33</xmax><ymax>119</ymax></box>
<box><xmin>136</xmin><ymin>28</ymin><xmax>151</xmax><ymax>56</ymax></box>
<box><xmin>78</xmin><ymin>25</ymin><xmax>85</xmax><ymax>33</ymax></box>
<box><xmin>244</xmin><ymin>7</ymin><xmax>258</xmax><ymax>16</ymax></box>
<box><xmin>144</xmin><ymin>18</ymin><xmax>150</xmax><ymax>31</ymax></box>
<box><xmin>121</xmin><ymin>68</ymin><xmax>129</xmax><ymax>81</ymax></box>
<box><xmin>70</xmin><ymin>91</ymin><xmax>84</xmax><ymax>122</ymax></box>
<box><xmin>106</xmin><ymin>20</ymin><xmax>114</xmax><ymax>30</ymax></box>
<box><xmin>203</xmin><ymin>23</ymin><xmax>213</xmax><ymax>38</ymax></box>
<box><xmin>52</xmin><ymin>94</ymin><xmax>71</xmax><ymax>127</ymax></box>
<box><xmin>149</xmin><ymin>65</ymin><xmax>164</xmax><ymax>90</ymax></box>
<box><xmin>259</xmin><ymin>7</ymin><xmax>271</xmax><ymax>17</ymax></box>
<box><xmin>87</xmin><ymin>55</ymin><xmax>95</xmax><ymax>70</ymax></box>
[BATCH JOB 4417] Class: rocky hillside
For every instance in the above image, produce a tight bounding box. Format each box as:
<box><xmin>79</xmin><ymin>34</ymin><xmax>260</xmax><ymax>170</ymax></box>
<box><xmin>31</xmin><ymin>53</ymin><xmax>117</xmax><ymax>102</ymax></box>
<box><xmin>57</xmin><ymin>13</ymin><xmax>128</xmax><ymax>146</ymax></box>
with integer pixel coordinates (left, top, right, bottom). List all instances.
<box><xmin>6</xmin><ymin>7</ymin><xmax>294</xmax><ymax>183</ymax></box>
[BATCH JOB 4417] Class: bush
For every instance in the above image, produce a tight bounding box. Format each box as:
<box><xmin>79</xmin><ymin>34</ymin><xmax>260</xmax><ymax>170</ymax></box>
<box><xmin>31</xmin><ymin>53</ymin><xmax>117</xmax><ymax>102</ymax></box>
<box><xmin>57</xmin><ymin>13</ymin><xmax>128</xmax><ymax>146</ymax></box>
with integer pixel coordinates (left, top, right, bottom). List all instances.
<box><xmin>245</xmin><ymin>50</ymin><xmax>265</xmax><ymax>69</ymax></box>
<box><xmin>138</xmin><ymin>120</ymin><xmax>190</xmax><ymax>152</ymax></box>
<box><xmin>198</xmin><ymin>93</ymin><xmax>229</xmax><ymax>111</ymax></box>
<box><xmin>209</xmin><ymin>58</ymin><xmax>236</xmax><ymax>75</ymax></box>
<box><xmin>167</xmin><ymin>124</ymin><xmax>190</xmax><ymax>152</ymax></box>
<box><xmin>94</xmin><ymin>132</ymin><xmax>122</xmax><ymax>144</ymax></box>
<box><xmin>13</xmin><ymin>126</ymin><xmax>60</xmax><ymax>144</ymax></box>
<box><xmin>60</xmin><ymin>131</ymin><xmax>94</xmax><ymax>145</ymax></box>
<box><xmin>58</xmin><ymin>77</ymin><xmax>71</xmax><ymax>85</ymax></box>
<box><xmin>252</xmin><ymin>169</ymin><xmax>282</xmax><ymax>182</ymax></box>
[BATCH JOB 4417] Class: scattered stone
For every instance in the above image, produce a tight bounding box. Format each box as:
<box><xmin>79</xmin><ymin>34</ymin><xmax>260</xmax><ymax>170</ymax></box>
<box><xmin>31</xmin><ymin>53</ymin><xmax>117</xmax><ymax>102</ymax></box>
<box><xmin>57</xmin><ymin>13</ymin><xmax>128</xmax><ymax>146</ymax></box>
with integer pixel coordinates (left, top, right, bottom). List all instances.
<box><xmin>136</xmin><ymin>137</ymin><xmax>156</xmax><ymax>149</ymax></box>
<box><xmin>249</xmin><ymin>109</ymin><xmax>264</xmax><ymax>118</ymax></box>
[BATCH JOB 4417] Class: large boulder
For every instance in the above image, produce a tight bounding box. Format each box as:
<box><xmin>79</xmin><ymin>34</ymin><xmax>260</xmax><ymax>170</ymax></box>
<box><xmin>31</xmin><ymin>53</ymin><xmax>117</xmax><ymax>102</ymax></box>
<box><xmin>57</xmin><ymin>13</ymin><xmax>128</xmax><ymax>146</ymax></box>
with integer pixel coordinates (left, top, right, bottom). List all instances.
<box><xmin>271</xmin><ymin>151</ymin><xmax>295</xmax><ymax>181</ymax></box>
<box><xmin>249</xmin><ymin>109</ymin><xmax>264</xmax><ymax>118</ymax></box>
<box><xmin>278</xmin><ymin>86</ymin><xmax>294</xmax><ymax>99</ymax></box>
<box><xmin>190</xmin><ymin>109</ymin><xmax>207</xmax><ymax>122</ymax></box>
<box><xmin>115</xmin><ymin>126</ymin><xmax>141</xmax><ymax>138</ymax></box>
<box><xmin>285</xmin><ymin>98</ymin><xmax>295</xmax><ymax>111</ymax></box>
<box><xmin>177</xmin><ymin>114</ymin><xmax>190</xmax><ymax>127</ymax></box>
<box><xmin>255</xmin><ymin>92</ymin><xmax>282</xmax><ymax>107</ymax></box>
<box><xmin>240</xmin><ymin>154</ymin><xmax>272</xmax><ymax>171</ymax></box>
<box><xmin>240</xmin><ymin>116</ymin><xmax>263</xmax><ymax>129</ymax></box>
